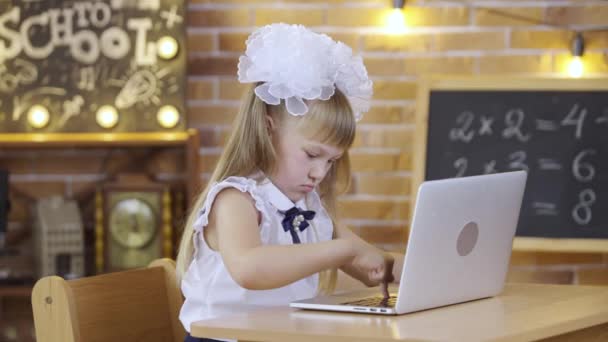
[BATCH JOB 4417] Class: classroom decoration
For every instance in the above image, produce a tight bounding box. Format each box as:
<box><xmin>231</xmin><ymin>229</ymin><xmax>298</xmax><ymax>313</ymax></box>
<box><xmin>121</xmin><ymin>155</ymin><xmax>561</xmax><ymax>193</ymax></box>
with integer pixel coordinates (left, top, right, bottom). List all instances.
<box><xmin>414</xmin><ymin>77</ymin><xmax>608</xmax><ymax>252</ymax></box>
<box><xmin>95</xmin><ymin>174</ymin><xmax>173</xmax><ymax>273</ymax></box>
<box><xmin>33</xmin><ymin>196</ymin><xmax>85</xmax><ymax>279</ymax></box>
<box><xmin>0</xmin><ymin>0</ymin><xmax>186</xmax><ymax>133</ymax></box>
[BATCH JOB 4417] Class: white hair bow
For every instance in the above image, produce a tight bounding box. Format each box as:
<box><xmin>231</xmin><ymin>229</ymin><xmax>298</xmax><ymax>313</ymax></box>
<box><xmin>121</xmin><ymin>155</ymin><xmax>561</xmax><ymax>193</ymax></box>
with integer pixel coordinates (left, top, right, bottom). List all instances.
<box><xmin>237</xmin><ymin>23</ymin><xmax>373</xmax><ymax>121</ymax></box>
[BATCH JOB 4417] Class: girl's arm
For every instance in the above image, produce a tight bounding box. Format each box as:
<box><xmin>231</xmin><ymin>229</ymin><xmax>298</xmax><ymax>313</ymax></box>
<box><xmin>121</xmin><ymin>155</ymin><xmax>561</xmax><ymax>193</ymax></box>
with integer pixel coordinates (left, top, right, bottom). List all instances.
<box><xmin>211</xmin><ymin>188</ymin><xmax>357</xmax><ymax>290</ymax></box>
<box><xmin>334</xmin><ymin>223</ymin><xmax>405</xmax><ymax>286</ymax></box>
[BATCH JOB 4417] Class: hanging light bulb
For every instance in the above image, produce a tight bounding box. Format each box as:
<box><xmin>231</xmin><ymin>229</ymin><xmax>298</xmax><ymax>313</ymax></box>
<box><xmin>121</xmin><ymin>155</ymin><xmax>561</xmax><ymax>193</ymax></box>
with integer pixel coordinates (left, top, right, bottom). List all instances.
<box><xmin>568</xmin><ymin>56</ymin><xmax>584</xmax><ymax>78</ymax></box>
<box><xmin>157</xmin><ymin>36</ymin><xmax>179</xmax><ymax>60</ymax></box>
<box><xmin>96</xmin><ymin>105</ymin><xmax>119</xmax><ymax>129</ymax></box>
<box><xmin>157</xmin><ymin>105</ymin><xmax>180</xmax><ymax>128</ymax></box>
<box><xmin>27</xmin><ymin>105</ymin><xmax>50</xmax><ymax>129</ymax></box>
<box><xmin>386</xmin><ymin>0</ymin><xmax>407</xmax><ymax>35</ymax></box>
<box><xmin>567</xmin><ymin>32</ymin><xmax>585</xmax><ymax>78</ymax></box>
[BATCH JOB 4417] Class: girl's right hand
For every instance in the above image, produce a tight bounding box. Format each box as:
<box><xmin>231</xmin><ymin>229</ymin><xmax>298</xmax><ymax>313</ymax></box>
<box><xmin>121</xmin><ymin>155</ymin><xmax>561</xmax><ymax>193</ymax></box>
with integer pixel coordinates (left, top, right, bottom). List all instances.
<box><xmin>351</xmin><ymin>247</ymin><xmax>391</xmax><ymax>287</ymax></box>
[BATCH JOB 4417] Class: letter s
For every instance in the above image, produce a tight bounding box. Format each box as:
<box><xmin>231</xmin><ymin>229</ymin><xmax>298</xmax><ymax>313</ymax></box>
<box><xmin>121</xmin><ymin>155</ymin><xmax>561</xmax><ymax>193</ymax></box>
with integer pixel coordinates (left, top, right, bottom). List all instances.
<box><xmin>0</xmin><ymin>7</ymin><xmax>23</xmax><ymax>63</ymax></box>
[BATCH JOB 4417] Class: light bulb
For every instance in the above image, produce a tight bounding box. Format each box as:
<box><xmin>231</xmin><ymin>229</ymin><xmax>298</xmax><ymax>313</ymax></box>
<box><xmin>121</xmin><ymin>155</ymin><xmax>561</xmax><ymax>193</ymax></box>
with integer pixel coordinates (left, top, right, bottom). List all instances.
<box><xmin>27</xmin><ymin>105</ymin><xmax>50</xmax><ymax>128</ymax></box>
<box><xmin>386</xmin><ymin>8</ymin><xmax>407</xmax><ymax>35</ymax></box>
<box><xmin>157</xmin><ymin>105</ymin><xmax>180</xmax><ymax>128</ymax></box>
<box><xmin>96</xmin><ymin>105</ymin><xmax>119</xmax><ymax>128</ymax></box>
<box><xmin>567</xmin><ymin>33</ymin><xmax>585</xmax><ymax>78</ymax></box>
<box><xmin>567</xmin><ymin>56</ymin><xmax>584</xmax><ymax>78</ymax></box>
<box><xmin>157</xmin><ymin>36</ymin><xmax>179</xmax><ymax>60</ymax></box>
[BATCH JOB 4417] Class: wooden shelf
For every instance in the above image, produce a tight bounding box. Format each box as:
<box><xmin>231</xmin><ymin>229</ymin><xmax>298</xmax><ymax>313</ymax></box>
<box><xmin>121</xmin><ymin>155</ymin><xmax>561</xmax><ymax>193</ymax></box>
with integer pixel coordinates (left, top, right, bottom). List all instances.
<box><xmin>0</xmin><ymin>285</ymin><xmax>33</xmax><ymax>297</ymax></box>
<box><xmin>0</xmin><ymin>129</ymin><xmax>201</xmax><ymax>204</ymax></box>
<box><xmin>0</xmin><ymin>130</ymin><xmax>196</xmax><ymax>148</ymax></box>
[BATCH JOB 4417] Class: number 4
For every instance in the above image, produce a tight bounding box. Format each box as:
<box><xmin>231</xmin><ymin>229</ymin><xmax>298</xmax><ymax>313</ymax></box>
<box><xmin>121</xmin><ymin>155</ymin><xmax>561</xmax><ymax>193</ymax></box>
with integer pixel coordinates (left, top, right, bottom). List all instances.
<box><xmin>561</xmin><ymin>104</ymin><xmax>587</xmax><ymax>139</ymax></box>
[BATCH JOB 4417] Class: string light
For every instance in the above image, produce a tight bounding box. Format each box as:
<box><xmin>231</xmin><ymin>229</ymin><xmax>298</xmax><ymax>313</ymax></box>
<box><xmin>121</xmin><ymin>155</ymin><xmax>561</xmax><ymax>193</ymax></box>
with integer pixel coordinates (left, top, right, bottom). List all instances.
<box><xmin>157</xmin><ymin>36</ymin><xmax>179</xmax><ymax>60</ymax></box>
<box><xmin>385</xmin><ymin>0</ymin><xmax>607</xmax><ymax>76</ymax></box>
<box><xmin>96</xmin><ymin>105</ymin><xmax>119</xmax><ymax>129</ymax></box>
<box><xmin>27</xmin><ymin>105</ymin><xmax>50</xmax><ymax>129</ymax></box>
<box><xmin>157</xmin><ymin>105</ymin><xmax>180</xmax><ymax>128</ymax></box>
<box><xmin>567</xmin><ymin>32</ymin><xmax>585</xmax><ymax>78</ymax></box>
<box><xmin>386</xmin><ymin>0</ymin><xmax>407</xmax><ymax>34</ymax></box>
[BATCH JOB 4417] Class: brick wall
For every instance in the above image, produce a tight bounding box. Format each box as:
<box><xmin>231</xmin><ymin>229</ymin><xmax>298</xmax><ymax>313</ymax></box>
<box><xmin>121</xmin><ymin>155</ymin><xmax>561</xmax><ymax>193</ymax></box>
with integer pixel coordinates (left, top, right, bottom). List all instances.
<box><xmin>2</xmin><ymin>0</ymin><xmax>608</xmax><ymax>286</ymax></box>
<box><xmin>185</xmin><ymin>0</ymin><xmax>608</xmax><ymax>285</ymax></box>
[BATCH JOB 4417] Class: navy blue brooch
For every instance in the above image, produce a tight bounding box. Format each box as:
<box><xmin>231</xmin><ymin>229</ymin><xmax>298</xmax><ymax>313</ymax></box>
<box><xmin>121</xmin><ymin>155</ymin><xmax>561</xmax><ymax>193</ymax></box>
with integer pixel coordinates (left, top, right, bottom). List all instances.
<box><xmin>280</xmin><ymin>207</ymin><xmax>316</xmax><ymax>244</ymax></box>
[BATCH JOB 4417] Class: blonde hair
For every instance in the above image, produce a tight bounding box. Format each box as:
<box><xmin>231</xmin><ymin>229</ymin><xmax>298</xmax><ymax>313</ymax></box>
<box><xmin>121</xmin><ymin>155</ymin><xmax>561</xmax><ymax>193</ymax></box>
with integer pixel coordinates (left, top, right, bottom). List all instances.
<box><xmin>176</xmin><ymin>84</ymin><xmax>357</xmax><ymax>294</ymax></box>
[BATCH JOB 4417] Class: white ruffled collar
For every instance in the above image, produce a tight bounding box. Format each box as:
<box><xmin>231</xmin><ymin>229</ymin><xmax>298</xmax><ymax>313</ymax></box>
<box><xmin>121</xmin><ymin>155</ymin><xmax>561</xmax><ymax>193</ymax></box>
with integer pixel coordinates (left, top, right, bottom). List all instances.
<box><xmin>258</xmin><ymin>177</ymin><xmax>308</xmax><ymax>212</ymax></box>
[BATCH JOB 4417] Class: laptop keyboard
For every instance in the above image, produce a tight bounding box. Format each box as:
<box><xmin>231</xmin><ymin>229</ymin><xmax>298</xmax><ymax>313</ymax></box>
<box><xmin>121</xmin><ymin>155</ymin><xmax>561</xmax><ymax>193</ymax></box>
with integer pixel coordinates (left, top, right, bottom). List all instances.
<box><xmin>342</xmin><ymin>295</ymin><xmax>397</xmax><ymax>308</ymax></box>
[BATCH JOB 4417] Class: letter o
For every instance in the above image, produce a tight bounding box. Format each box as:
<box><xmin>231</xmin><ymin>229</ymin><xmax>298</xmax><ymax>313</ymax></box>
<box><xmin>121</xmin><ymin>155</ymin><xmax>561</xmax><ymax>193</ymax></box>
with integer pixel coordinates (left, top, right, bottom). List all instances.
<box><xmin>70</xmin><ymin>30</ymin><xmax>100</xmax><ymax>64</ymax></box>
<box><xmin>100</xmin><ymin>27</ymin><xmax>130</xmax><ymax>59</ymax></box>
<box><xmin>90</xmin><ymin>2</ymin><xmax>111</xmax><ymax>28</ymax></box>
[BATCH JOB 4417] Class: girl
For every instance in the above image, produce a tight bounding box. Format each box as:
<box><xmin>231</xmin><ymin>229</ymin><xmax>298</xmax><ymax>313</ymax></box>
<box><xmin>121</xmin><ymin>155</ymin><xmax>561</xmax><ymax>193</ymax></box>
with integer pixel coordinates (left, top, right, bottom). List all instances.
<box><xmin>177</xmin><ymin>23</ymin><xmax>403</xmax><ymax>342</ymax></box>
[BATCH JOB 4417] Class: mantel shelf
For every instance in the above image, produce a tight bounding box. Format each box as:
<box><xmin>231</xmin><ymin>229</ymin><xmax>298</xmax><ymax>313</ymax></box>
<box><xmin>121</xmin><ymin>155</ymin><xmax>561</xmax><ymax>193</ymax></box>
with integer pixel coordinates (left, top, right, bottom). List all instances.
<box><xmin>0</xmin><ymin>130</ymin><xmax>196</xmax><ymax>148</ymax></box>
<box><xmin>0</xmin><ymin>285</ymin><xmax>33</xmax><ymax>297</ymax></box>
<box><xmin>0</xmin><ymin>128</ymin><xmax>201</xmax><ymax>209</ymax></box>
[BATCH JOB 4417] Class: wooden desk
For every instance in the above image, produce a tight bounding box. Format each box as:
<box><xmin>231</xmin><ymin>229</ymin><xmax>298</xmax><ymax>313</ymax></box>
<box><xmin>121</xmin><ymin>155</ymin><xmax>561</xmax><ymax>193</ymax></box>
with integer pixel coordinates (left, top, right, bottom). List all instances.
<box><xmin>191</xmin><ymin>283</ymin><xmax>608</xmax><ymax>342</ymax></box>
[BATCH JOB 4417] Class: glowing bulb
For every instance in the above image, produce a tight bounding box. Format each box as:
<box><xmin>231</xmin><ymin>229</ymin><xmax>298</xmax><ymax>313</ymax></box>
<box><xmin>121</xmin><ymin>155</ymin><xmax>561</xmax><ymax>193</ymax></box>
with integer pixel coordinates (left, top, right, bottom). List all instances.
<box><xmin>157</xmin><ymin>105</ymin><xmax>180</xmax><ymax>128</ymax></box>
<box><xmin>27</xmin><ymin>105</ymin><xmax>50</xmax><ymax>128</ymax></box>
<box><xmin>386</xmin><ymin>8</ymin><xmax>407</xmax><ymax>35</ymax></box>
<box><xmin>157</xmin><ymin>36</ymin><xmax>179</xmax><ymax>60</ymax></box>
<box><xmin>568</xmin><ymin>33</ymin><xmax>585</xmax><ymax>78</ymax></box>
<box><xmin>567</xmin><ymin>56</ymin><xmax>584</xmax><ymax>78</ymax></box>
<box><xmin>96</xmin><ymin>105</ymin><xmax>119</xmax><ymax>128</ymax></box>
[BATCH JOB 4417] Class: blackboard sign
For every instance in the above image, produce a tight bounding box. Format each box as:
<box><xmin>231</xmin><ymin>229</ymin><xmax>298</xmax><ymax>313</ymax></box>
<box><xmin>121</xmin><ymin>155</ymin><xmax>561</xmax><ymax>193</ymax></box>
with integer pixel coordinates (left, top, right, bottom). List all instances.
<box><xmin>413</xmin><ymin>77</ymin><xmax>608</xmax><ymax>252</ymax></box>
<box><xmin>0</xmin><ymin>0</ymin><xmax>186</xmax><ymax>133</ymax></box>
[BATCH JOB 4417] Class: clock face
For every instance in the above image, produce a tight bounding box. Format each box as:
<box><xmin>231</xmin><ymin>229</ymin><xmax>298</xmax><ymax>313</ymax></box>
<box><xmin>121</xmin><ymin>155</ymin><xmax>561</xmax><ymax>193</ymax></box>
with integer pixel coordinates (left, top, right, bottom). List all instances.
<box><xmin>109</xmin><ymin>198</ymin><xmax>157</xmax><ymax>249</ymax></box>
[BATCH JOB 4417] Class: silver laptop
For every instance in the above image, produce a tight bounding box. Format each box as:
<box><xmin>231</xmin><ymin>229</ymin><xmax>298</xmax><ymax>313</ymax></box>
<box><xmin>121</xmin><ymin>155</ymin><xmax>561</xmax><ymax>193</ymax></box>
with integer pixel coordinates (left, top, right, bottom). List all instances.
<box><xmin>291</xmin><ymin>171</ymin><xmax>527</xmax><ymax>315</ymax></box>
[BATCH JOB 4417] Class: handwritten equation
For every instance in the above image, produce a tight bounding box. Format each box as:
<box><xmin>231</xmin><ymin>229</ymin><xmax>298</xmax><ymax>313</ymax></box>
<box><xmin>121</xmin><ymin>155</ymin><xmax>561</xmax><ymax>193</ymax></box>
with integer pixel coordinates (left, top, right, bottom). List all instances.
<box><xmin>426</xmin><ymin>91</ymin><xmax>608</xmax><ymax>238</ymax></box>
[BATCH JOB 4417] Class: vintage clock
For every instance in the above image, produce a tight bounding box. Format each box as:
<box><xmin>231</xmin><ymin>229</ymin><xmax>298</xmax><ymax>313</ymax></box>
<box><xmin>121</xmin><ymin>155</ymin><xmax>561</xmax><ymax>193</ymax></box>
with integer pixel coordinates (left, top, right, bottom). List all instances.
<box><xmin>95</xmin><ymin>174</ymin><xmax>174</xmax><ymax>273</ymax></box>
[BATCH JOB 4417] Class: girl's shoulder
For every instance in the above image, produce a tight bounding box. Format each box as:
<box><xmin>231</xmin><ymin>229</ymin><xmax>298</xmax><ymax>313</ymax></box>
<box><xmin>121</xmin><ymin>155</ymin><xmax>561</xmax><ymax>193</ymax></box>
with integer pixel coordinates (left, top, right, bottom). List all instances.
<box><xmin>193</xmin><ymin>175</ymin><xmax>267</xmax><ymax>231</ymax></box>
<box><xmin>213</xmin><ymin>175</ymin><xmax>260</xmax><ymax>192</ymax></box>
<box><xmin>207</xmin><ymin>174</ymin><xmax>267</xmax><ymax>208</ymax></box>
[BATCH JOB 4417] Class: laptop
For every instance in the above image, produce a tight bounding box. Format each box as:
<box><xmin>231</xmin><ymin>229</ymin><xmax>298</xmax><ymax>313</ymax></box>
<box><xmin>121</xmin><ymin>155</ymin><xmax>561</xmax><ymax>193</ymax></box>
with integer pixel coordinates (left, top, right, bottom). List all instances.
<box><xmin>290</xmin><ymin>170</ymin><xmax>527</xmax><ymax>315</ymax></box>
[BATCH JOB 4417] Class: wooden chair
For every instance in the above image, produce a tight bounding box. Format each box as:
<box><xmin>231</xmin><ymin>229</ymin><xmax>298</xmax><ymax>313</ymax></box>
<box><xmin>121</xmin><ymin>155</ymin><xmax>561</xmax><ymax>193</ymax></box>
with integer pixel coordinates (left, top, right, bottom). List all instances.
<box><xmin>31</xmin><ymin>258</ymin><xmax>185</xmax><ymax>342</ymax></box>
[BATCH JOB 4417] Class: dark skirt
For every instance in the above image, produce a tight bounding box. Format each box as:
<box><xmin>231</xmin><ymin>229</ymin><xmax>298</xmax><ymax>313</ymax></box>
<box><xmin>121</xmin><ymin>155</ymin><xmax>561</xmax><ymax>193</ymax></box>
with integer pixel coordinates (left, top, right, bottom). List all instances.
<box><xmin>184</xmin><ymin>333</ymin><xmax>224</xmax><ymax>342</ymax></box>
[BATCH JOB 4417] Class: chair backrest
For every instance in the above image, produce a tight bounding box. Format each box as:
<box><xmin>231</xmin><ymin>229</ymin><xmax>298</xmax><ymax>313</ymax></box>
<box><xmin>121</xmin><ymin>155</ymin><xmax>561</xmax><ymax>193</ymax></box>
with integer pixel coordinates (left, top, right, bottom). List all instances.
<box><xmin>31</xmin><ymin>258</ymin><xmax>185</xmax><ymax>342</ymax></box>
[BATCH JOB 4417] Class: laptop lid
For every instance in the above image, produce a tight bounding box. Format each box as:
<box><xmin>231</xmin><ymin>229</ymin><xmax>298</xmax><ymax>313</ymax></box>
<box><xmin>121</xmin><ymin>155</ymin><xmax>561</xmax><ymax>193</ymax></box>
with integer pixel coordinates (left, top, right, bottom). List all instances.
<box><xmin>394</xmin><ymin>170</ymin><xmax>527</xmax><ymax>314</ymax></box>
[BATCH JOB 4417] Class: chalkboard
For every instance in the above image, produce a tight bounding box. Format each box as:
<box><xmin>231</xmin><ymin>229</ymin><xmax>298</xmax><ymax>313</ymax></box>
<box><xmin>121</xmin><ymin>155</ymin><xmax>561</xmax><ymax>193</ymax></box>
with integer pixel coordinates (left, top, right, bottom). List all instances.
<box><xmin>0</xmin><ymin>0</ymin><xmax>186</xmax><ymax>133</ymax></box>
<box><xmin>413</xmin><ymin>77</ymin><xmax>608</xmax><ymax>252</ymax></box>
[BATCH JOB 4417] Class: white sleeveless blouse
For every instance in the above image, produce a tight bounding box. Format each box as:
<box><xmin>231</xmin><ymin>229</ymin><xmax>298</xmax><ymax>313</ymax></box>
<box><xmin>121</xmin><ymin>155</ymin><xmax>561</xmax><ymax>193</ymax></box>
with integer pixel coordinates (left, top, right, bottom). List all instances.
<box><xmin>179</xmin><ymin>175</ymin><xmax>334</xmax><ymax>335</ymax></box>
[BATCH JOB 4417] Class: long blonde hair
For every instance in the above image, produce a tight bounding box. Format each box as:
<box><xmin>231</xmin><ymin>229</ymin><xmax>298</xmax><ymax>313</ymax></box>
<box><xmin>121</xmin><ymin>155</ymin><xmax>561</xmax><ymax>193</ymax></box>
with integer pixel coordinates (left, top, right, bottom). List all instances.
<box><xmin>176</xmin><ymin>84</ymin><xmax>357</xmax><ymax>294</ymax></box>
